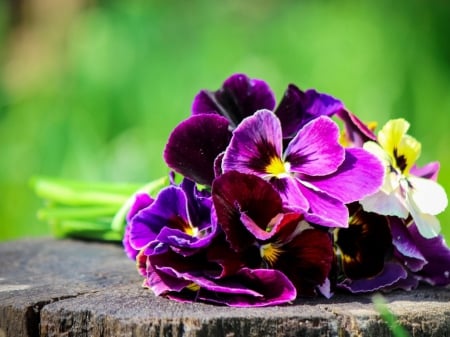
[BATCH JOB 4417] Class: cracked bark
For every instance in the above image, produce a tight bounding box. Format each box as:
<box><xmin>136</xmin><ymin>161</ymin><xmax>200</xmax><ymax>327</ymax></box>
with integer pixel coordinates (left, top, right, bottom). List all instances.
<box><xmin>0</xmin><ymin>238</ymin><xmax>449</xmax><ymax>337</ymax></box>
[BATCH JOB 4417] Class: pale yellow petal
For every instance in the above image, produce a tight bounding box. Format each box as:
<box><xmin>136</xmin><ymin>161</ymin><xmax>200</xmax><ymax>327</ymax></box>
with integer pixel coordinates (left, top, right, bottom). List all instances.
<box><xmin>378</xmin><ymin>118</ymin><xmax>410</xmax><ymax>158</ymax></box>
<box><xmin>396</xmin><ymin>134</ymin><xmax>421</xmax><ymax>174</ymax></box>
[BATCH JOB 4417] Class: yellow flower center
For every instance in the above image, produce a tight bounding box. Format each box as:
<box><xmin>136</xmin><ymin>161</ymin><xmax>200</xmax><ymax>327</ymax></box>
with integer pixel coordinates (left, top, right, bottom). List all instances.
<box><xmin>265</xmin><ymin>156</ymin><xmax>291</xmax><ymax>178</ymax></box>
<box><xmin>186</xmin><ymin>283</ymin><xmax>200</xmax><ymax>291</ymax></box>
<box><xmin>260</xmin><ymin>242</ymin><xmax>283</xmax><ymax>267</ymax></box>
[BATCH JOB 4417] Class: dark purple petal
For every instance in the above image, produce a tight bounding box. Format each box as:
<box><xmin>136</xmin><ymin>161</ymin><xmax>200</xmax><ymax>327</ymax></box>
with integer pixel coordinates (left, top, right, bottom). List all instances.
<box><xmin>275</xmin><ymin>85</ymin><xmax>344</xmax><ymax>138</ymax></box>
<box><xmin>164</xmin><ymin>114</ymin><xmax>232</xmax><ymax>185</ymax></box>
<box><xmin>338</xmin><ymin>262</ymin><xmax>408</xmax><ymax>293</ymax></box>
<box><xmin>192</xmin><ymin>73</ymin><xmax>276</xmax><ymax>128</ymax></box>
<box><xmin>222</xmin><ymin>110</ymin><xmax>283</xmax><ymax>176</ymax></box>
<box><xmin>296</xmin><ymin>183</ymin><xmax>349</xmax><ymax>228</ymax></box>
<box><xmin>408</xmin><ymin>222</ymin><xmax>450</xmax><ymax>286</ymax></box>
<box><xmin>212</xmin><ymin>171</ymin><xmax>283</xmax><ymax>252</ymax></box>
<box><xmin>336</xmin><ymin>208</ymin><xmax>392</xmax><ymax>279</ymax></box>
<box><xmin>285</xmin><ymin>116</ymin><xmax>345</xmax><ymax>176</ymax></box>
<box><xmin>274</xmin><ymin>229</ymin><xmax>334</xmax><ymax>297</ymax></box>
<box><xmin>410</xmin><ymin>161</ymin><xmax>440</xmax><ymax>181</ymax></box>
<box><xmin>335</xmin><ymin>109</ymin><xmax>377</xmax><ymax>147</ymax></box>
<box><xmin>389</xmin><ymin>217</ymin><xmax>427</xmax><ymax>272</ymax></box>
<box><xmin>304</xmin><ymin>148</ymin><xmax>384</xmax><ymax>203</ymax></box>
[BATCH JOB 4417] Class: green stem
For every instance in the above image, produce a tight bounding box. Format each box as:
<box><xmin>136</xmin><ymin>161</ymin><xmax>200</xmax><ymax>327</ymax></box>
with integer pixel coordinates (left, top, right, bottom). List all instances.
<box><xmin>38</xmin><ymin>206</ymin><xmax>118</xmax><ymax>221</ymax></box>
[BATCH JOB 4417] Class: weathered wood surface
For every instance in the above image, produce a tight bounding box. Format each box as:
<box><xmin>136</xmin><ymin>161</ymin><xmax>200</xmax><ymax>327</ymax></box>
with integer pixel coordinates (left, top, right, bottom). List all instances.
<box><xmin>0</xmin><ymin>237</ymin><xmax>448</xmax><ymax>337</ymax></box>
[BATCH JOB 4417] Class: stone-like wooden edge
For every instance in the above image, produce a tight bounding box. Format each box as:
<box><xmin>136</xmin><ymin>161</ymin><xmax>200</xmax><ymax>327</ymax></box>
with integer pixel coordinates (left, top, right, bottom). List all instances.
<box><xmin>0</xmin><ymin>238</ymin><xmax>449</xmax><ymax>337</ymax></box>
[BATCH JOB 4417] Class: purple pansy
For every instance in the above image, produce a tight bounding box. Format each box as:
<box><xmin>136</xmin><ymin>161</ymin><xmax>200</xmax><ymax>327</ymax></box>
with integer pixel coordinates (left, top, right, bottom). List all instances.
<box><xmin>222</xmin><ymin>110</ymin><xmax>384</xmax><ymax>228</ymax></box>
<box><xmin>128</xmin><ymin>179</ymin><xmax>217</xmax><ymax>257</ymax></box>
<box><xmin>212</xmin><ymin>171</ymin><xmax>334</xmax><ymax>297</ymax></box>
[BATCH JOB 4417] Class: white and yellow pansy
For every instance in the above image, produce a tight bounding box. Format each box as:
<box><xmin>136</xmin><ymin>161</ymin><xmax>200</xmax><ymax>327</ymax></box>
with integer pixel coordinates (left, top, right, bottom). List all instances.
<box><xmin>360</xmin><ymin>118</ymin><xmax>448</xmax><ymax>238</ymax></box>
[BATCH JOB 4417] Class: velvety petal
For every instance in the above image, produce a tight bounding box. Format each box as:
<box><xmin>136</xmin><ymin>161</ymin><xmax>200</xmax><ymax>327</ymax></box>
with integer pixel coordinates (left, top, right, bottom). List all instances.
<box><xmin>192</xmin><ymin>73</ymin><xmax>276</xmax><ymax>128</ymax></box>
<box><xmin>129</xmin><ymin>186</ymin><xmax>189</xmax><ymax>250</ymax></box>
<box><xmin>338</xmin><ymin>262</ymin><xmax>408</xmax><ymax>293</ymax></box>
<box><xmin>305</xmin><ymin>148</ymin><xmax>385</xmax><ymax>203</ymax></box>
<box><xmin>410</xmin><ymin>161</ymin><xmax>440</xmax><ymax>181</ymax></box>
<box><xmin>164</xmin><ymin>114</ymin><xmax>232</xmax><ymax>185</ymax></box>
<box><xmin>408</xmin><ymin>223</ymin><xmax>450</xmax><ymax>286</ymax></box>
<box><xmin>165</xmin><ymin>267</ymin><xmax>296</xmax><ymax>307</ymax></box>
<box><xmin>274</xmin><ymin>229</ymin><xmax>334</xmax><ymax>296</ymax></box>
<box><xmin>285</xmin><ymin>116</ymin><xmax>344</xmax><ymax>176</ymax></box>
<box><xmin>126</xmin><ymin>193</ymin><xmax>154</xmax><ymax>221</ymax></box>
<box><xmin>297</xmin><ymin>182</ymin><xmax>349</xmax><ymax>228</ymax></box>
<box><xmin>212</xmin><ymin>171</ymin><xmax>282</xmax><ymax>252</ymax></box>
<box><xmin>336</xmin><ymin>208</ymin><xmax>392</xmax><ymax>279</ymax></box>
<box><xmin>206</xmin><ymin>234</ymin><xmax>260</xmax><ymax>277</ymax></box>
<box><xmin>335</xmin><ymin>109</ymin><xmax>377</xmax><ymax>147</ymax></box>
<box><xmin>275</xmin><ymin>85</ymin><xmax>344</xmax><ymax>138</ymax></box>
<box><xmin>389</xmin><ymin>217</ymin><xmax>427</xmax><ymax>272</ymax></box>
<box><xmin>222</xmin><ymin>110</ymin><xmax>283</xmax><ymax>177</ymax></box>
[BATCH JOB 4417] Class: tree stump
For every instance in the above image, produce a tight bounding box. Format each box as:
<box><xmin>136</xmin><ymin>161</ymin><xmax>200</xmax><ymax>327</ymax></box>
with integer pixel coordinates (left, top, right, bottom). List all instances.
<box><xmin>0</xmin><ymin>237</ymin><xmax>448</xmax><ymax>337</ymax></box>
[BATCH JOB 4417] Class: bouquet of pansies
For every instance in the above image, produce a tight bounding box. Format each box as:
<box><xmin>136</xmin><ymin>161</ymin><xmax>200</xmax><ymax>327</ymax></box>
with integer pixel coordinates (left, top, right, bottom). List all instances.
<box><xmin>34</xmin><ymin>74</ymin><xmax>450</xmax><ymax>307</ymax></box>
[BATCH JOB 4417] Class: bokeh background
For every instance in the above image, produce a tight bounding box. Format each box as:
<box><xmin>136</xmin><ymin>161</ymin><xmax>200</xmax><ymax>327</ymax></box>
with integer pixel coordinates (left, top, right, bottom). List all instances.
<box><xmin>1</xmin><ymin>0</ymin><xmax>449</xmax><ymax>241</ymax></box>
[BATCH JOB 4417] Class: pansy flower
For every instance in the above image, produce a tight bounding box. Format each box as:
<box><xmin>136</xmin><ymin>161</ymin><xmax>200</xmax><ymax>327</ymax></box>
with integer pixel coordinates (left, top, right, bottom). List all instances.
<box><xmin>222</xmin><ymin>110</ymin><xmax>384</xmax><ymax>228</ymax></box>
<box><xmin>212</xmin><ymin>171</ymin><xmax>334</xmax><ymax>297</ymax></box>
<box><xmin>360</xmin><ymin>118</ymin><xmax>448</xmax><ymax>238</ymax></box>
<box><xmin>127</xmin><ymin>178</ymin><xmax>217</xmax><ymax>257</ymax></box>
<box><xmin>336</xmin><ymin>204</ymin><xmax>450</xmax><ymax>293</ymax></box>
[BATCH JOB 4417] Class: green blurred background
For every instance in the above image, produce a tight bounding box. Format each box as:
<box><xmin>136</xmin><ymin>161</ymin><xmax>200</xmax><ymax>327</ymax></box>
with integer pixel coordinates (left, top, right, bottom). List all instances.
<box><xmin>0</xmin><ymin>0</ymin><xmax>449</xmax><ymax>242</ymax></box>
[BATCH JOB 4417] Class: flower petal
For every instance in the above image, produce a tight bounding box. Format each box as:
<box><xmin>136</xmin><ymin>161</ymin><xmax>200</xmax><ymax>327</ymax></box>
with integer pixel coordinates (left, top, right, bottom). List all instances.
<box><xmin>407</xmin><ymin>176</ymin><xmax>448</xmax><ymax>215</ymax></box>
<box><xmin>408</xmin><ymin>223</ymin><xmax>450</xmax><ymax>286</ymax></box>
<box><xmin>335</xmin><ymin>109</ymin><xmax>377</xmax><ymax>147</ymax></box>
<box><xmin>164</xmin><ymin>114</ymin><xmax>232</xmax><ymax>185</ymax></box>
<box><xmin>336</xmin><ymin>208</ymin><xmax>392</xmax><ymax>279</ymax></box>
<box><xmin>275</xmin><ymin>228</ymin><xmax>334</xmax><ymax>296</ymax></box>
<box><xmin>212</xmin><ymin>171</ymin><xmax>283</xmax><ymax>252</ymax></box>
<box><xmin>360</xmin><ymin>189</ymin><xmax>409</xmax><ymax>219</ymax></box>
<box><xmin>166</xmin><ymin>267</ymin><xmax>297</xmax><ymax>307</ymax></box>
<box><xmin>222</xmin><ymin>110</ymin><xmax>283</xmax><ymax>177</ymax></box>
<box><xmin>338</xmin><ymin>262</ymin><xmax>408</xmax><ymax>293</ymax></box>
<box><xmin>274</xmin><ymin>85</ymin><xmax>344</xmax><ymax>138</ymax></box>
<box><xmin>285</xmin><ymin>116</ymin><xmax>345</xmax><ymax>176</ymax></box>
<box><xmin>129</xmin><ymin>186</ymin><xmax>189</xmax><ymax>251</ymax></box>
<box><xmin>297</xmin><ymin>182</ymin><xmax>349</xmax><ymax>228</ymax></box>
<box><xmin>192</xmin><ymin>73</ymin><xmax>276</xmax><ymax>128</ymax></box>
<box><xmin>410</xmin><ymin>161</ymin><xmax>440</xmax><ymax>181</ymax></box>
<box><xmin>389</xmin><ymin>217</ymin><xmax>427</xmax><ymax>272</ymax></box>
<box><xmin>305</xmin><ymin>148</ymin><xmax>385</xmax><ymax>203</ymax></box>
